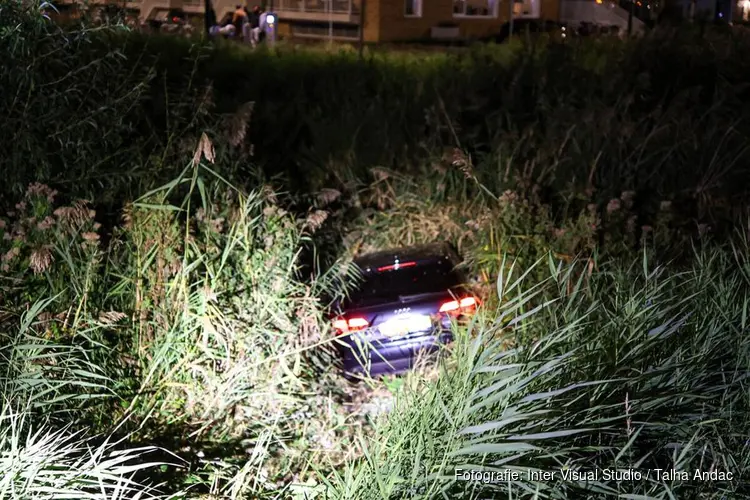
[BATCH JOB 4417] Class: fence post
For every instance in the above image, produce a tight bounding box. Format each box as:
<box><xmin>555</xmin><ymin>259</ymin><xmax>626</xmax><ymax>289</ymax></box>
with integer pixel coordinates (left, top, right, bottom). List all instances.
<box><xmin>627</xmin><ymin>0</ymin><xmax>634</xmax><ymax>35</ymax></box>
<box><xmin>358</xmin><ymin>0</ymin><xmax>366</xmax><ymax>58</ymax></box>
<box><xmin>508</xmin><ymin>0</ymin><xmax>514</xmax><ymax>39</ymax></box>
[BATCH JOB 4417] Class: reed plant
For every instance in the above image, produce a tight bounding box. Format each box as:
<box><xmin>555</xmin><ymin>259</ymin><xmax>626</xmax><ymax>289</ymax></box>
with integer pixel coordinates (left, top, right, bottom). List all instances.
<box><xmin>326</xmin><ymin>243</ymin><xmax>750</xmax><ymax>499</ymax></box>
<box><xmin>0</xmin><ymin>144</ymin><xmax>361</xmax><ymax>497</ymax></box>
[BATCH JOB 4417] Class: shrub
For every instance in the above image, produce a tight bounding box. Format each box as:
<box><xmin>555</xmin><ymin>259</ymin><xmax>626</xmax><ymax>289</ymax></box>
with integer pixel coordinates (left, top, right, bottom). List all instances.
<box><xmin>0</xmin><ymin>183</ymin><xmax>104</xmax><ymax>310</ymax></box>
<box><xmin>0</xmin><ymin>150</ymin><xmax>363</xmax><ymax>496</ymax></box>
<box><xmin>0</xmin><ymin>302</ymin><xmax>168</xmax><ymax>498</ymax></box>
<box><xmin>5</xmin><ymin>11</ymin><xmax>750</xmax><ymax>235</ymax></box>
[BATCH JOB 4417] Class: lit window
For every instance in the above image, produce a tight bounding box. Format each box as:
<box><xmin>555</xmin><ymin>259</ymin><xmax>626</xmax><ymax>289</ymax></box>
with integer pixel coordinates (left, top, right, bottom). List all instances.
<box><xmin>453</xmin><ymin>0</ymin><xmax>498</xmax><ymax>16</ymax></box>
<box><xmin>405</xmin><ymin>0</ymin><xmax>422</xmax><ymax>16</ymax></box>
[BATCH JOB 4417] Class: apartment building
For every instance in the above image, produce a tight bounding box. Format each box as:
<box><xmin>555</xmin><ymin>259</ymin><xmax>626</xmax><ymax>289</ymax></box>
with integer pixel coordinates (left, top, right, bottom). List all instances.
<box><xmin>54</xmin><ymin>0</ymin><xmax>648</xmax><ymax>42</ymax></box>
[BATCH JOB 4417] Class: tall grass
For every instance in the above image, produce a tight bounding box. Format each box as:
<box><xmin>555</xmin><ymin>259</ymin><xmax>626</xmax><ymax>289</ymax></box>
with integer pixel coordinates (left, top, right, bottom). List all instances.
<box><xmin>4</xmin><ymin>2</ymin><xmax>750</xmax><ymax>497</ymax></box>
<box><xmin>116</xmin><ymin>149</ymin><xmax>338</xmax><ymax>437</ymax></box>
<box><xmin>0</xmin><ymin>140</ymin><xmax>365</xmax><ymax>497</ymax></box>
<box><xmin>328</xmin><ymin>243</ymin><xmax>750</xmax><ymax>498</ymax></box>
<box><xmin>0</xmin><ymin>300</ymin><xmax>171</xmax><ymax>498</ymax></box>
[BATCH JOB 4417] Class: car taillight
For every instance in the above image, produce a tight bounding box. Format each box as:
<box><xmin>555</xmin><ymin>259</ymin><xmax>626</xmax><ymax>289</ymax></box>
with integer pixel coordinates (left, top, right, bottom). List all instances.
<box><xmin>332</xmin><ymin>317</ymin><xmax>369</xmax><ymax>334</ymax></box>
<box><xmin>348</xmin><ymin>317</ymin><xmax>369</xmax><ymax>329</ymax></box>
<box><xmin>439</xmin><ymin>296</ymin><xmax>478</xmax><ymax>315</ymax></box>
<box><xmin>377</xmin><ymin>261</ymin><xmax>417</xmax><ymax>272</ymax></box>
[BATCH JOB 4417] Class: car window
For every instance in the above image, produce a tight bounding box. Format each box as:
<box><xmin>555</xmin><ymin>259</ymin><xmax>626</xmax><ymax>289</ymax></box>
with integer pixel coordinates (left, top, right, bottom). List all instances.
<box><xmin>344</xmin><ymin>260</ymin><xmax>464</xmax><ymax>308</ymax></box>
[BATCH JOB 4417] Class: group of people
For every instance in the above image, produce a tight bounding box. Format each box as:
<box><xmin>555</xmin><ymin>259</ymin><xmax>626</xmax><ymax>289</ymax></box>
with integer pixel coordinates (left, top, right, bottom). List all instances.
<box><xmin>205</xmin><ymin>1</ymin><xmax>269</xmax><ymax>47</ymax></box>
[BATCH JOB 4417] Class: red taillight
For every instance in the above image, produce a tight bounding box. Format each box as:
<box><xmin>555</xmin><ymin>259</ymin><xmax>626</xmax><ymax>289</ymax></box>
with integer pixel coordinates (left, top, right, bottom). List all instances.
<box><xmin>440</xmin><ymin>296</ymin><xmax>478</xmax><ymax>315</ymax></box>
<box><xmin>348</xmin><ymin>317</ymin><xmax>369</xmax><ymax>329</ymax></box>
<box><xmin>439</xmin><ymin>300</ymin><xmax>460</xmax><ymax>313</ymax></box>
<box><xmin>459</xmin><ymin>297</ymin><xmax>477</xmax><ymax>308</ymax></box>
<box><xmin>377</xmin><ymin>261</ymin><xmax>417</xmax><ymax>272</ymax></box>
<box><xmin>332</xmin><ymin>319</ymin><xmax>348</xmax><ymax>332</ymax></box>
<box><xmin>332</xmin><ymin>317</ymin><xmax>369</xmax><ymax>334</ymax></box>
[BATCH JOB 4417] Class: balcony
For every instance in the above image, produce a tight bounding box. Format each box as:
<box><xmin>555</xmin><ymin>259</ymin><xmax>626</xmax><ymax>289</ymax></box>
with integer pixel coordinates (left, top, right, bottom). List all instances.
<box><xmin>52</xmin><ymin>0</ymin><xmax>362</xmax><ymax>24</ymax></box>
<box><xmin>273</xmin><ymin>0</ymin><xmax>361</xmax><ymax>24</ymax></box>
<box><xmin>54</xmin><ymin>0</ymin><xmax>144</xmax><ymax>7</ymax></box>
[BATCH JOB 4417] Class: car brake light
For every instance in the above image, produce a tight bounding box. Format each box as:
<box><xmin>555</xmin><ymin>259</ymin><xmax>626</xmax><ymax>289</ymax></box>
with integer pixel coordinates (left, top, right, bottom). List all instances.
<box><xmin>440</xmin><ymin>296</ymin><xmax>478</xmax><ymax>314</ymax></box>
<box><xmin>332</xmin><ymin>319</ymin><xmax>348</xmax><ymax>332</ymax></box>
<box><xmin>459</xmin><ymin>297</ymin><xmax>477</xmax><ymax>308</ymax></box>
<box><xmin>348</xmin><ymin>317</ymin><xmax>369</xmax><ymax>329</ymax></box>
<box><xmin>439</xmin><ymin>300</ymin><xmax>459</xmax><ymax>312</ymax></box>
<box><xmin>332</xmin><ymin>317</ymin><xmax>369</xmax><ymax>334</ymax></box>
<box><xmin>377</xmin><ymin>261</ymin><xmax>417</xmax><ymax>272</ymax></box>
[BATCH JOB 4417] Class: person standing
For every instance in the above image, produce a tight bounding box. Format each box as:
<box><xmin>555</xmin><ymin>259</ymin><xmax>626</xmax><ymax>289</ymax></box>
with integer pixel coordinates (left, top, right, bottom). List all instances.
<box><xmin>217</xmin><ymin>11</ymin><xmax>237</xmax><ymax>37</ymax></box>
<box><xmin>258</xmin><ymin>6</ymin><xmax>268</xmax><ymax>44</ymax></box>
<box><xmin>204</xmin><ymin>0</ymin><xmax>218</xmax><ymax>37</ymax></box>
<box><xmin>248</xmin><ymin>5</ymin><xmax>261</xmax><ymax>46</ymax></box>
<box><xmin>232</xmin><ymin>4</ymin><xmax>247</xmax><ymax>38</ymax></box>
<box><xmin>242</xmin><ymin>4</ymin><xmax>253</xmax><ymax>44</ymax></box>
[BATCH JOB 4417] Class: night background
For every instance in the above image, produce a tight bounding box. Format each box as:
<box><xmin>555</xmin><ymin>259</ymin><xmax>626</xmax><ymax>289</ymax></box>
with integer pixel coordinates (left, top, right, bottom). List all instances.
<box><xmin>1</xmin><ymin>0</ymin><xmax>749</xmax><ymax>497</ymax></box>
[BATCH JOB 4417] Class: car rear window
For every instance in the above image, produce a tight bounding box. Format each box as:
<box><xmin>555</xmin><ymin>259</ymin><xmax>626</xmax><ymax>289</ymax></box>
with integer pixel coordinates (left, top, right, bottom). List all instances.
<box><xmin>344</xmin><ymin>260</ymin><xmax>464</xmax><ymax>308</ymax></box>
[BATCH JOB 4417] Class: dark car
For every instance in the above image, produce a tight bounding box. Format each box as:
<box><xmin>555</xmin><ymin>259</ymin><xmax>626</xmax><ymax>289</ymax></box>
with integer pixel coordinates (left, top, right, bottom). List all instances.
<box><xmin>331</xmin><ymin>243</ymin><xmax>478</xmax><ymax>379</ymax></box>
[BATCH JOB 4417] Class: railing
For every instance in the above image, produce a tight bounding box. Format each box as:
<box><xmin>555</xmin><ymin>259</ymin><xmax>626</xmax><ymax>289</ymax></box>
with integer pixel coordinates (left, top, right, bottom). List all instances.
<box><xmin>561</xmin><ymin>0</ymin><xmax>647</xmax><ymax>30</ymax></box>
<box><xmin>293</xmin><ymin>23</ymin><xmax>359</xmax><ymax>38</ymax></box>
<box><xmin>274</xmin><ymin>0</ymin><xmax>359</xmax><ymax>15</ymax></box>
<box><xmin>616</xmin><ymin>0</ymin><xmax>655</xmax><ymax>25</ymax></box>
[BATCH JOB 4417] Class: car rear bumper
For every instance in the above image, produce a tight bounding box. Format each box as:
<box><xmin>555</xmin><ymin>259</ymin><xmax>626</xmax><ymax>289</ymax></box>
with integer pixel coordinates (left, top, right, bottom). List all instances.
<box><xmin>338</xmin><ymin>329</ymin><xmax>453</xmax><ymax>378</ymax></box>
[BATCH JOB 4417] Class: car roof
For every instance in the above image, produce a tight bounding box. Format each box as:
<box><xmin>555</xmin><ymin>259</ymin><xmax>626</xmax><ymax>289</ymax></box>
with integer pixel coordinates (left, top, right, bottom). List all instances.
<box><xmin>353</xmin><ymin>242</ymin><xmax>458</xmax><ymax>272</ymax></box>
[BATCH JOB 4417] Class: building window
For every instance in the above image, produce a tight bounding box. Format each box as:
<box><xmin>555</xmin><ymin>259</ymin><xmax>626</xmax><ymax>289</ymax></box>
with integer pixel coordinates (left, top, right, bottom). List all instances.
<box><xmin>453</xmin><ymin>0</ymin><xmax>498</xmax><ymax>16</ymax></box>
<box><xmin>405</xmin><ymin>0</ymin><xmax>422</xmax><ymax>16</ymax></box>
<box><xmin>512</xmin><ymin>0</ymin><xmax>539</xmax><ymax>17</ymax></box>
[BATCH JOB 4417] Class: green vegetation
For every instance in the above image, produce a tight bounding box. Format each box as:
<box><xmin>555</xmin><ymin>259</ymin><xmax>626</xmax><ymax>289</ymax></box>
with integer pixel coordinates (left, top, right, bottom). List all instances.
<box><xmin>2</xmin><ymin>1</ymin><xmax>750</xmax><ymax>497</ymax></box>
<box><xmin>331</xmin><ymin>247</ymin><xmax>750</xmax><ymax>498</ymax></box>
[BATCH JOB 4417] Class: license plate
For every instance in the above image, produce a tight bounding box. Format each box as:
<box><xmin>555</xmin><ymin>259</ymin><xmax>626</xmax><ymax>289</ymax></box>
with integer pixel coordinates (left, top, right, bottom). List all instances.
<box><xmin>379</xmin><ymin>315</ymin><xmax>432</xmax><ymax>338</ymax></box>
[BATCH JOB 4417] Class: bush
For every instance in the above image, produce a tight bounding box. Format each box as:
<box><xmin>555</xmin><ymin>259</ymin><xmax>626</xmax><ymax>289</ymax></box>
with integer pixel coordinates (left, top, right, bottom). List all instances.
<box><xmin>0</xmin><ymin>148</ymin><xmax>361</xmax><ymax>496</ymax></box>
<box><xmin>0</xmin><ymin>302</ymin><xmax>168</xmax><ymax>498</ymax></box>
<box><xmin>4</xmin><ymin>11</ymin><xmax>750</xmax><ymax>234</ymax></box>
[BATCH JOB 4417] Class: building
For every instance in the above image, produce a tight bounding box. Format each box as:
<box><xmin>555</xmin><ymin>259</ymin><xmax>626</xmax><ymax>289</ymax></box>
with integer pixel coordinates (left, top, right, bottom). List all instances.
<box><xmin>54</xmin><ymin>0</ymin><xmax>647</xmax><ymax>42</ymax></box>
<box><xmin>272</xmin><ymin>0</ymin><xmax>558</xmax><ymax>42</ymax></box>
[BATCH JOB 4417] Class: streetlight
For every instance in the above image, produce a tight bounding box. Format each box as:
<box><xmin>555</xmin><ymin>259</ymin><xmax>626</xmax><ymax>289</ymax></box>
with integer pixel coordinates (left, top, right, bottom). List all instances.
<box><xmin>265</xmin><ymin>11</ymin><xmax>278</xmax><ymax>45</ymax></box>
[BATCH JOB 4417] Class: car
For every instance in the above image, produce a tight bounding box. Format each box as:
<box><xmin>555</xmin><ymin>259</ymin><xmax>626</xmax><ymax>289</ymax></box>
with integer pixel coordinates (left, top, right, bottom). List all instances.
<box><xmin>331</xmin><ymin>243</ymin><xmax>478</xmax><ymax>380</ymax></box>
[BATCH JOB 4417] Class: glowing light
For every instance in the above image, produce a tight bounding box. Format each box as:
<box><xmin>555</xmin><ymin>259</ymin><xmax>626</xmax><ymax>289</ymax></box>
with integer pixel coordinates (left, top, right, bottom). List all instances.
<box><xmin>267</xmin><ymin>14</ymin><xmax>276</xmax><ymax>24</ymax></box>
<box><xmin>332</xmin><ymin>317</ymin><xmax>369</xmax><ymax>334</ymax></box>
<box><xmin>379</xmin><ymin>315</ymin><xmax>432</xmax><ymax>338</ymax></box>
<box><xmin>439</xmin><ymin>296</ymin><xmax>479</xmax><ymax>314</ymax></box>
<box><xmin>378</xmin><ymin>261</ymin><xmax>417</xmax><ymax>272</ymax></box>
